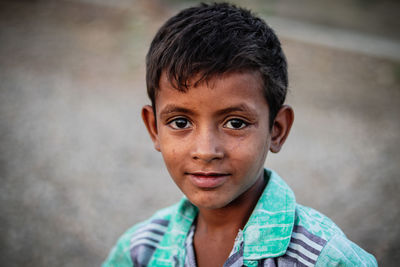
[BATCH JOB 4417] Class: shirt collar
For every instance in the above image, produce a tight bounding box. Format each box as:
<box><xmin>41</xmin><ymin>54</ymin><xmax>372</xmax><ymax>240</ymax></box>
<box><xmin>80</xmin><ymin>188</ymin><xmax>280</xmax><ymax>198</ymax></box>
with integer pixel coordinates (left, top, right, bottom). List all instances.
<box><xmin>160</xmin><ymin>169</ymin><xmax>295</xmax><ymax>264</ymax></box>
<box><xmin>242</xmin><ymin>169</ymin><xmax>296</xmax><ymax>260</ymax></box>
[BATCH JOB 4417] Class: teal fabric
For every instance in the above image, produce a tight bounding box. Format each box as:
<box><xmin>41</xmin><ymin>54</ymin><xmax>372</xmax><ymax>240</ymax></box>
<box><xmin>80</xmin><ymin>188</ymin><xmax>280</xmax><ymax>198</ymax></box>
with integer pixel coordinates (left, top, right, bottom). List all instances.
<box><xmin>103</xmin><ymin>169</ymin><xmax>377</xmax><ymax>266</ymax></box>
<box><xmin>316</xmin><ymin>234</ymin><xmax>378</xmax><ymax>266</ymax></box>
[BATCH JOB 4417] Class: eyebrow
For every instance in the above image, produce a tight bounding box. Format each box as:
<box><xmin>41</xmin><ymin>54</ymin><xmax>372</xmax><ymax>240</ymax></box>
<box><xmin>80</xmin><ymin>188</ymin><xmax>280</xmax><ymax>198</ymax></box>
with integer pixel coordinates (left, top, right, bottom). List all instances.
<box><xmin>159</xmin><ymin>103</ymin><xmax>257</xmax><ymax>119</ymax></box>
<box><xmin>215</xmin><ymin>104</ymin><xmax>257</xmax><ymax>117</ymax></box>
<box><xmin>159</xmin><ymin>104</ymin><xmax>195</xmax><ymax>118</ymax></box>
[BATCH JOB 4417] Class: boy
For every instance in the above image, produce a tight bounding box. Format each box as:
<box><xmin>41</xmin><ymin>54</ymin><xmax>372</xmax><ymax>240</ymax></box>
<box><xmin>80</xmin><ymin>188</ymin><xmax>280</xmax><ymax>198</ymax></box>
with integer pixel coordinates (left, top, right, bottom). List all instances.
<box><xmin>104</xmin><ymin>3</ymin><xmax>377</xmax><ymax>266</ymax></box>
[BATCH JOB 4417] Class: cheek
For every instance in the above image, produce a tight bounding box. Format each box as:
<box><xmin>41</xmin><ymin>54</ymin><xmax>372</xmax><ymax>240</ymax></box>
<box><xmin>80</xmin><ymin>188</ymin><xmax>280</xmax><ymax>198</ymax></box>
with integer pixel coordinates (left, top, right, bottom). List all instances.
<box><xmin>230</xmin><ymin>127</ymin><xmax>269</xmax><ymax>150</ymax></box>
<box><xmin>228</xmin><ymin>132</ymin><xmax>269</xmax><ymax>170</ymax></box>
<box><xmin>159</xmin><ymin>136</ymin><xmax>185</xmax><ymax>173</ymax></box>
<box><xmin>162</xmin><ymin>147</ymin><xmax>178</xmax><ymax>166</ymax></box>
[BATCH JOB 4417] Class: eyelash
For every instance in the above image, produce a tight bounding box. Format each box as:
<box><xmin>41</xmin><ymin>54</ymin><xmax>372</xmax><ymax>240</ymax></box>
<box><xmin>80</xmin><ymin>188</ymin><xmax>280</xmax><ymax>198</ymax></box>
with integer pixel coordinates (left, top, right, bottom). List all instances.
<box><xmin>223</xmin><ymin>118</ymin><xmax>249</xmax><ymax>130</ymax></box>
<box><xmin>168</xmin><ymin>117</ymin><xmax>192</xmax><ymax>129</ymax></box>
<box><xmin>167</xmin><ymin>117</ymin><xmax>249</xmax><ymax>130</ymax></box>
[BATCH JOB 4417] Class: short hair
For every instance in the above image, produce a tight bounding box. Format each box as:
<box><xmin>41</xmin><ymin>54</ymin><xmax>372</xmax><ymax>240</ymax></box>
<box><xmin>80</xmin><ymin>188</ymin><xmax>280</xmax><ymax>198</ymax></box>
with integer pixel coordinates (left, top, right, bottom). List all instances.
<box><xmin>146</xmin><ymin>2</ymin><xmax>288</xmax><ymax>127</ymax></box>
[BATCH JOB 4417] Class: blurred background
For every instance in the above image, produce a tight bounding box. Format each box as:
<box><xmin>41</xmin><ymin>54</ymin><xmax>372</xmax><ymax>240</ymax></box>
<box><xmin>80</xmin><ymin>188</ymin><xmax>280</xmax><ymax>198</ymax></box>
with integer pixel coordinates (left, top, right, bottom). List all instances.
<box><xmin>1</xmin><ymin>0</ymin><xmax>399</xmax><ymax>266</ymax></box>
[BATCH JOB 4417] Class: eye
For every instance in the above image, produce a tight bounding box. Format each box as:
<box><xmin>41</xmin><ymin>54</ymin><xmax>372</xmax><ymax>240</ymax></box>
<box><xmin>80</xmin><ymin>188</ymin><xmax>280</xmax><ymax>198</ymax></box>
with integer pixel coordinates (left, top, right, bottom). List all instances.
<box><xmin>224</xmin><ymin>119</ymin><xmax>248</xmax><ymax>130</ymax></box>
<box><xmin>168</xmin><ymin>118</ymin><xmax>192</xmax><ymax>129</ymax></box>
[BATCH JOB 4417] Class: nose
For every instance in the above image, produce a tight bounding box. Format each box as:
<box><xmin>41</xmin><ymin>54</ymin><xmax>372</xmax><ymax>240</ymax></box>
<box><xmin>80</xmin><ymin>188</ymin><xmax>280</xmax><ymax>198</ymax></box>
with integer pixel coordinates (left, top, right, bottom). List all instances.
<box><xmin>190</xmin><ymin>127</ymin><xmax>224</xmax><ymax>163</ymax></box>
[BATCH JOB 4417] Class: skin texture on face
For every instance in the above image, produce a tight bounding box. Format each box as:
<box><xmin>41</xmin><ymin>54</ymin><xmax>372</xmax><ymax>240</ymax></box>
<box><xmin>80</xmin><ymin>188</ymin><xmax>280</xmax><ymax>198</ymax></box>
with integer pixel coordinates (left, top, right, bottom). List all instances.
<box><xmin>143</xmin><ymin>71</ymin><xmax>278</xmax><ymax>210</ymax></box>
<box><xmin>142</xmin><ymin>70</ymin><xmax>294</xmax><ymax>267</ymax></box>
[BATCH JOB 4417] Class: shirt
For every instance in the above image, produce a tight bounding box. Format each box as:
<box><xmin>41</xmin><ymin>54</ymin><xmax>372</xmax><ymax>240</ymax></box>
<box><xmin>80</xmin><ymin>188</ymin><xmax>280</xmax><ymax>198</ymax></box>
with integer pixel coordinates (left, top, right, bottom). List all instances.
<box><xmin>103</xmin><ymin>169</ymin><xmax>377</xmax><ymax>266</ymax></box>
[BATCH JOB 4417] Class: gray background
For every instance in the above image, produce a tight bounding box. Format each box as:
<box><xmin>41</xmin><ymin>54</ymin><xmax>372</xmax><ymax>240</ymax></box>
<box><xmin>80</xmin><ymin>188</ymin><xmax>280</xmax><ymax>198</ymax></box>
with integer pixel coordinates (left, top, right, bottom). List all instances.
<box><xmin>1</xmin><ymin>0</ymin><xmax>399</xmax><ymax>266</ymax></box>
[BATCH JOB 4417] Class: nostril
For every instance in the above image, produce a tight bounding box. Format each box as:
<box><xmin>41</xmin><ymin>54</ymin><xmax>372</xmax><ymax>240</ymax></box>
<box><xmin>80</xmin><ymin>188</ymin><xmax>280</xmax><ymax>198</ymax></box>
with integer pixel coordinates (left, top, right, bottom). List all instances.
<box><xmin>191</xmin><ymin>150</ymin><xmax>223</xmax><ymax>162</ymax></box>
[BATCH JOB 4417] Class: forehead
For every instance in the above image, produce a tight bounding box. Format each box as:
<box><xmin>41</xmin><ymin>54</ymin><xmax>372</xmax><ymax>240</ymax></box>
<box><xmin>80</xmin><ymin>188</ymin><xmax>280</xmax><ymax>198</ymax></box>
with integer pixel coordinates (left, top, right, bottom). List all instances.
<box><xmin>156</xmin><ymin>70</ymin><xmax>269</xmax><ymax>116</ymax></box>
<box><xmin>157</xmin><ymin>70</ymin><xmax>265</xmax><ymax>101</ymax></box>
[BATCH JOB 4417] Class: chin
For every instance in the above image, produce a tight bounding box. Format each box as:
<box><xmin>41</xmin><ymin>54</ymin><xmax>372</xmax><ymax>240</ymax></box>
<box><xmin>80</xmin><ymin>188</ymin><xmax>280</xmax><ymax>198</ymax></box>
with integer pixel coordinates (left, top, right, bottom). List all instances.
<box><xmin>188</xmin><ymin>194</ymin><xmax>232</xmax><ymax>210</ymax></box>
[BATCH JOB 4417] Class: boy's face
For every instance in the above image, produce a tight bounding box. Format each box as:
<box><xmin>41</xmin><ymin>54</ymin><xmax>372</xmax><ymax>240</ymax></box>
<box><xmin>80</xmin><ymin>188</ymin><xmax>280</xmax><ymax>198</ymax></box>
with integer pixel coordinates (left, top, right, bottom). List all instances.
<box><xmin>143</xmin><ymin>71</ymin><xmax>274</xmax><ymax>210</ymax></box>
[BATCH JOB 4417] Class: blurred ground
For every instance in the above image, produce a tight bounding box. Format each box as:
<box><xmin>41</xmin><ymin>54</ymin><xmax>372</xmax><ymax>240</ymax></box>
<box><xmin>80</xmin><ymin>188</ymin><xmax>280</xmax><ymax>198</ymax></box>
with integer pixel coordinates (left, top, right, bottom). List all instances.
<box><xmin>0</xmin><ymin>0</ymin><xmax>399</xmax><ymax>266</ymax></box>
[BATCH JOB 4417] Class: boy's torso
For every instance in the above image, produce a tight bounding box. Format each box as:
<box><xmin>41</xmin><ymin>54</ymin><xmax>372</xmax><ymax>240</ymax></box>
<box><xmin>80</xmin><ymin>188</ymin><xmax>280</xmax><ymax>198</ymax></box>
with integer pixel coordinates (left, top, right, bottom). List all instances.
<box><xmin>103</xmin><ymin>169</ymin><xmax>377</xmax><ymax>267</ymax></box>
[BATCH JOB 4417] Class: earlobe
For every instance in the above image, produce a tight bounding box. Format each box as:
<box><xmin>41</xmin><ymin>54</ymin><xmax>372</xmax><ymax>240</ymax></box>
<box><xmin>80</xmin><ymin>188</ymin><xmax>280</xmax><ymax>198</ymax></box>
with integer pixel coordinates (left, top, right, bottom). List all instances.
<box><xmin>142</xmin><ymin>105</ymin><xmax>161</xmax><ymax>151</ymax></box>
<box><xmin>270</xmin><ymin>105</ymin><xmax>294</xmax><ymax>153</ymax></box>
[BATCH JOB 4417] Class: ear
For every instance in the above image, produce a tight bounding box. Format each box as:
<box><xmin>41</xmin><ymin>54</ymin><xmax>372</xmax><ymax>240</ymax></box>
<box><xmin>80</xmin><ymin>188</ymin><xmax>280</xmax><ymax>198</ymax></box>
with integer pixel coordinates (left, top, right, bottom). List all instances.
<box><xmin>142</xmin><ymin>105</ymin><xmax>160</xmax><ymax>151</ymax></box>
<box><xmin>270</xmin><ymin>105</ymin><xmax>294</xmax><ymax>153</ymax></box>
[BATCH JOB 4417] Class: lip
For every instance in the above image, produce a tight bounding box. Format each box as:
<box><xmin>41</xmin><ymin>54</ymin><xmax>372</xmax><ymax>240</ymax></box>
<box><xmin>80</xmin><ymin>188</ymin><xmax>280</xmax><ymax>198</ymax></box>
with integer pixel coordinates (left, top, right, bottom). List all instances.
<box><xmin>186</xmin><ymin>172</ymin><xmax>231</xmax><ymax>189</ymax></box>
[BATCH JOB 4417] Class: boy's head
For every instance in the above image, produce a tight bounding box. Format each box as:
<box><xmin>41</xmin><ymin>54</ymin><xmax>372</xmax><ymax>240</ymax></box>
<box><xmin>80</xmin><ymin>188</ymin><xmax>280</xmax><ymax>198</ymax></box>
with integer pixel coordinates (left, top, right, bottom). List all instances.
<box><xmin>142</xmin><ymin>3</ymin><xmax>294</xmax><ymax>210</ymax></box>
<box><xmin>146</xmin><ymin>2</ymin><xmax>288</xmax><ymax>128</ymax></box>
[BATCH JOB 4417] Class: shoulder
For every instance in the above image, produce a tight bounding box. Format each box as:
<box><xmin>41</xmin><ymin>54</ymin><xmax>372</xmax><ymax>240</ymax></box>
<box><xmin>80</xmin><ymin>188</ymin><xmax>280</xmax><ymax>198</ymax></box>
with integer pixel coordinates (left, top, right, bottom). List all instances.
<box><xmin>294</xmin><ymin>204</ymin><xmax>343</xmax><ymax>242</ymax></box>
<box><xmin>102</xmin><ymin>202</ymin><xmax>181</xmax><ymax>267</ymax></box>
<box><xmin>288</xmin><ymin>204</ymin><xmax>377</xmax><ymax>266</ymax></box>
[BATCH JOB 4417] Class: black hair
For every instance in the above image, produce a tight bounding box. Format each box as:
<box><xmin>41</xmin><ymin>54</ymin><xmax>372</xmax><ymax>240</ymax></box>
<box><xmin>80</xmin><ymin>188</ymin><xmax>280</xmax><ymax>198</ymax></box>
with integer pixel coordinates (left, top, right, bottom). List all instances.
<box><xmin>146</xmin><ymin>2</ymin><xmax>288</xmax><ymax>128</ymax></box>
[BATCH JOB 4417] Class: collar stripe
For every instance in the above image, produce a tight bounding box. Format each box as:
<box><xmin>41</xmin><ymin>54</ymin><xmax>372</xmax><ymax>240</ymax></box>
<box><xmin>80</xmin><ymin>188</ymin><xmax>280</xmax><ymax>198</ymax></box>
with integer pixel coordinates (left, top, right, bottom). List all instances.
<box><xmin>293</xmin><ymin>225</ymin><xmax>326</xmax><ymax>246</ymax></box>
<box><xmin>129</xmin><ymin>219</ymin><xmax>170</xmax><ymax>265</ymax></box>
<box><xmin>130</xmin><ymin>243</ymin><xmax>157</xmax><ymax>266</ymax></box>
<box><xmin>287</xmin><ymin>247</ymin><xmax>317</xmax><ymax>263</ymax></box>
<box><xmin>291</xmin><ymin>232</ymin><xmax>324</xmax><ymax>251</ymax></box>
<box><xmin>290</xmin><ymin>237</ymin><xmax>321</xmax><ymax>255</ymax></box>
<box><xmin>285</xmin><ymin>251</ymin><xmax>314</xmax><ymax>267</ymax></box>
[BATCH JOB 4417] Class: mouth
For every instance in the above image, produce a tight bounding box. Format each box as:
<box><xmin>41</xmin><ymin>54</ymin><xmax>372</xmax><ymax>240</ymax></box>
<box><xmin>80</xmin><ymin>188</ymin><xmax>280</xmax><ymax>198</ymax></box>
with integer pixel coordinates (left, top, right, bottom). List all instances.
<box><xmin>186</xmin><ymin>171</ymin><xmax>231</xmax><ymax>189</ymax></box>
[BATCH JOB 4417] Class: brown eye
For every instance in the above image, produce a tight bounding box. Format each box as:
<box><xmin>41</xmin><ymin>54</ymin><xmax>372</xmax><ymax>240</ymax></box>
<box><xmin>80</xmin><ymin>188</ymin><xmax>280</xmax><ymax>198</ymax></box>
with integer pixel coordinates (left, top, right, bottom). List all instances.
<box><xmin>224</xmin><ymin>119</ymin><xmax>247</xmax><ymax>129</ymax></box>
<box><xmin>169</xmin><ymin>118</ymin><xmax>191</xmax><ymax>129</ymax></box>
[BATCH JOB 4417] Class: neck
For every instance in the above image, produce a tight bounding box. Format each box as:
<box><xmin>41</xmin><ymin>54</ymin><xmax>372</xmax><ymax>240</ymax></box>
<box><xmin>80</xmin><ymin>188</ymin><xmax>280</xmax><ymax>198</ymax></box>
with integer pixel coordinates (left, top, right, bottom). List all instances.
<box><xmin>196</xmin><ymin>172</ymin><xmax>266</xmax><ymax>234</ymax></box>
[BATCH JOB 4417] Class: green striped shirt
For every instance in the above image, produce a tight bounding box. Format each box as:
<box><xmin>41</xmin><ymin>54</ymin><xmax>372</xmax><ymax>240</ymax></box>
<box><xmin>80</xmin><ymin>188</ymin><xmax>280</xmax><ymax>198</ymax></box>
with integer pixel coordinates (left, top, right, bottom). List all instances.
<box><xmin>103</xmin><ymin>169</ymin><xmax>377</xmax><ymax>266</ymax></box>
